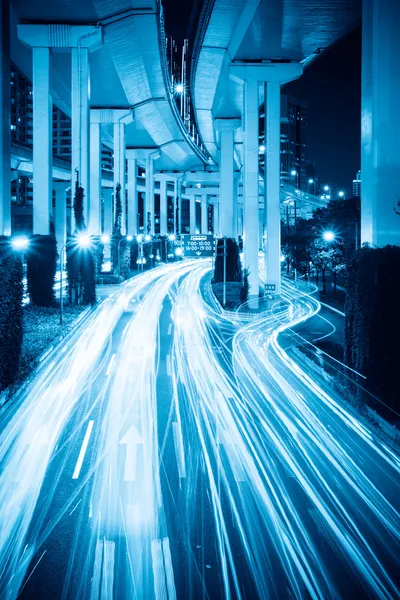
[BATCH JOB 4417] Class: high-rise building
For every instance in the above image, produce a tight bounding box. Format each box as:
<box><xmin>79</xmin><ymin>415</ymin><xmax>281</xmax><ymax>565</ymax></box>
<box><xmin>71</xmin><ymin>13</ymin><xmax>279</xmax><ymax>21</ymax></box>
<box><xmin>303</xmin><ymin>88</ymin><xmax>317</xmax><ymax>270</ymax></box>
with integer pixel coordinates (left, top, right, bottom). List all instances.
<box><xmin>52</xmin><ymin>108</ymin><xmax>71</xmax><ymax>159</ymax></box>
<box><xmin>280</xmin><ymin>95</ymin><xmax>308</xmax><ymax>189</ymax></box>
<box><xmin>259</xmin><ymin>94</ymin><xmax>308</xmax><ymax>190</ymax></box>
<box><xmin>10</xmin><ymin>63</ymin><xmax>33</xmax><ymax>146</ymax></box>
<box><xmin>353</xmin><ymin>169</ymin><xmax>361</xmax><ymax>197</ymax></box>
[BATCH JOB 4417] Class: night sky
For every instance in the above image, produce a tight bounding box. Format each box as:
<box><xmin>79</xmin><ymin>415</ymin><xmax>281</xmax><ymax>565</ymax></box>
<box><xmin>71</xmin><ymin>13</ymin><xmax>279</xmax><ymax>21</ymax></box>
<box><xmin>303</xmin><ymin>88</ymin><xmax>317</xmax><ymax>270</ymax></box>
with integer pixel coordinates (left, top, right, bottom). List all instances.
<box><xmin>163</xmin><ymin>0</ymin><xmax>361</xmax><ymax>195</ymax></box>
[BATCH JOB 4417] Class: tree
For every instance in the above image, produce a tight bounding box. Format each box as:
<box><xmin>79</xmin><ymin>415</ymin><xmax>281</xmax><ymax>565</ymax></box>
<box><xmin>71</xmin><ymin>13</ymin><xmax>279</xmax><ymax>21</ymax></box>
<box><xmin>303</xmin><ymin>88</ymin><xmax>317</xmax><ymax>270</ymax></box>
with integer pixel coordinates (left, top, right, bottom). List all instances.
<box><xmin>26</xmin><ymin>234</ymin><xmax>57</xmax><ymax>306</ymax></box>
<box><xmin>308</xmin><ymin>239</ymin><xmax>335</xmax><ymax>293</ymax></box>
<box><xmin>214</xmin><ymin>238</ymin><xmax>242</xmax><ymax>283</ymax></box>
<box><xmin>0</xmin><ymin>237</ymin><xmax>23</xmax><ymax>390</ymax></box>
<box><xmin>147</xmin><ymin>211</ymin><xmax>151</xmax><ymax>235</ymax></box>
<box><xmin>73</xmin><ymin>172</ymin><xmax>86</xmax><ymax>233</ymax></box>
<box><xmin>113</xmin><ymin>183</ymin><xmax>122</xmax><ymax>235</ymax></box>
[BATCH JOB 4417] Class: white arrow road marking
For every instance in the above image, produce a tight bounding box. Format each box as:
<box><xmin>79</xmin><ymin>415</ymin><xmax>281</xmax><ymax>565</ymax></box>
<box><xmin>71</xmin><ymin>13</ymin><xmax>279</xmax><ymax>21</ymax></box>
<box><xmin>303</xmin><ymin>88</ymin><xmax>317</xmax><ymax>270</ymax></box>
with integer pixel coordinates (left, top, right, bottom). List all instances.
<box><xmin>172</xmin><ymin>422</ymin><xmax>186</xmax><ymax>479</ymax></box>
<box><xmin>119</xmin><ymin>426</ymin><xmax>143</xmax><ymax>482</ymax></box>
<box><xmin>72</xmin><ymin>420</ymin><xmax>94</xmax><ymax>479</ymax></box>
<box><xmin>216</xmin><ymin>426</ymin><xmax>246</xmax><ymax>482</ymax></box>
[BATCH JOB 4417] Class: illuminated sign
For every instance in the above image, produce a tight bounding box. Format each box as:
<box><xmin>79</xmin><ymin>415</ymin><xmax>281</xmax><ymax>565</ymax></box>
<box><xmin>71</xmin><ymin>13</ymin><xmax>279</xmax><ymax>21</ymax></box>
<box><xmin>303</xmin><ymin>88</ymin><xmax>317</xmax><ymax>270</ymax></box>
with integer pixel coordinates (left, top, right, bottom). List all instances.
<box><xmin>182</xmin><ymin>234</ymin><xmax>214</xmax><ymax>257</ymax></box>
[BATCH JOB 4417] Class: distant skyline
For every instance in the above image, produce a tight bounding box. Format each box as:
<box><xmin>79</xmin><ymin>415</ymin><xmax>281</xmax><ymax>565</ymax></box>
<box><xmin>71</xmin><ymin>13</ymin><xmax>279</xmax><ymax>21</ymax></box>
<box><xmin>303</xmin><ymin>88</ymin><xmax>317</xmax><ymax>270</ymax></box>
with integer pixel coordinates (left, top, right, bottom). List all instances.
<box><xmin>163</xmin><ymin>1</ymin><xmax>361</xmax><ymax>196</ymax></box>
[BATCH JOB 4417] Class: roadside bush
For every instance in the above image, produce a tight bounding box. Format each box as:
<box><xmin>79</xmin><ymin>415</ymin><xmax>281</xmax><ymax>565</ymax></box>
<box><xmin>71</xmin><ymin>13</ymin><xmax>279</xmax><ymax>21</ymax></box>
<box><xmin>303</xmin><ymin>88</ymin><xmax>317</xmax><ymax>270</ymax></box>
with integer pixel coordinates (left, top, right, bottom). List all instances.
<box><xmin>0</xmin><ymin>237</ymin><xmax>23</xmax><ymax>390</ymax></box>
<box><xmin>119</xmin><ymin>238</ymin><xmax>131</xmax><ymax>280</ymax></box>
<box><xmin>214</xmin><ymin>238</ymin><xmax>242</xmax><ymax>283</ymax></box>
<box><xmin>344</xmin><ymin>245</ymin><xmax>400</xmax><ymax>421</ymax></box>
<box><xmin>240</xmin><ymin>268</ymin><xmax>249</xmax><ymax>304</ymax></box>
<box><xmin>26</xmin><ymin>234</ymin><xmax>57</xmax><ymax>306</ymax></box>
<box><xmin>66</xmin><ymin>237</ymin><xmax>96</xmax><ymax>305</ymax></box>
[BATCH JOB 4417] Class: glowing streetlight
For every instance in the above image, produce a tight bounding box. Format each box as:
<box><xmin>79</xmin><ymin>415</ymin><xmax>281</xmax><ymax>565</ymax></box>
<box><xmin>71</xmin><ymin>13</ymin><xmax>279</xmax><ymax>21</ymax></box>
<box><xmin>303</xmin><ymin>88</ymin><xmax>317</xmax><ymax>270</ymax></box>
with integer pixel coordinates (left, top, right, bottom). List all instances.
<box><xmin>326</xmin><ymin>195</ymin><xmax>331</xmax><ymax>200</ymax></box>
<box><xmin>175</xmin><ymin>247</ymin><xmax>183</xmax><ymax>257</ymax></box>
<box><xmin>308</xmin><ymin>178</ymin><xmax>314</xmax><ymax>184</ymax></box>
<box><xmin>280</xmin><ymin>255</ymin><xmax>286</xmax><ymax>262</ymax></box>
<box><xmin>100</xmin><ymin>234</ymin><xmax>110</xmax><ymax>244</ymax></box>
<box><xmin>77</xmin><ymin>233</ymin><xmax>91</xmax><ymax>248</ymax></box>
<box><xmin>290</xmin><ymin>169</ymin><xmax>297</xmax><ymax>177</ymax></box>
<box><xmin>323</xmin><ymin>185</ymin><xmax>330</xmax><ymax>192</ymax></box>
<box><xmin>126</xmin><ymin>234</ymin><xmax>133</xmax><ymax>242</ymax></box>
<box><xmin>11</xmin><ymin>236</ymin><xmax>29</xmax><ymax>251</ymax></box>
<box><xmin>175</xmin><ymin>83</ymin><xmax>183</xmax><ymax>94</ymax></box>
<box><xmin>168</xmin><ymin>233</ymin><xmax>176</xmax><ymax>241</ymax></box>
<box><xmin>259</xmin><ymin>144</ymin><xmax>266</xmax><ymax>153</ymax></box>
<box><xmin>338</xmin><ymin>190</ymin><xmax>345</xmax><ymax>198</ymax></box>
<box><xmin>145</xmin><ymin>234</ymin><xmax>151</xmax><ymax>242</ymax></box>
<box><xmin>136</xmin><ymin>234</ymin><xmax>143</xmax><ymax>243</ymax></box>
<box><xmin>323</xmin><ymin>230</ymin><xmax>335</xmax><ymax>242</ymax></box>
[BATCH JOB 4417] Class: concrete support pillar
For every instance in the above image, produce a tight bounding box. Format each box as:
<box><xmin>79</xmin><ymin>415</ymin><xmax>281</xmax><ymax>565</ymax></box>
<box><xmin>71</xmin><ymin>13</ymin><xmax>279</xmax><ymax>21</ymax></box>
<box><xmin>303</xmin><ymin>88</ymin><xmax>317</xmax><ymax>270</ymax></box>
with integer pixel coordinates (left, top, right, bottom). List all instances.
<box><xmin>242</xmin><ymin>79</ymin><xmax>260</xmax><ymax>298</ymax></box>
<box><xmin>0</xmin><ymin>2</ymin><xmax>11</xmax><ymax>236</ymax></box>
<box><xmin>215</xmin><ymin>118</ymin><xmax>241</xmax><ymax>238</ymax></box>
<box><xmin>230</xmin><ymin>62</ymin><xmax>303</xmax><ymax>298</ymax></box>
<box><xmin>159</xmin><ymin>178</ymin><xmax>168</xmax><ymax>236</ymax></box>
<box><xmin>103</xmin><ymin>187</ymin><xmax>113</xmax><ymax>234</ymax></box>
<box><xmin>145</xmin><ymin>155</ymin><xmax>154</xmax><ymax>234</ymax></box>
<box><xmin>127</xmin><ymin>158</ymin><xmax>138</xmax><ymax>236</ymax></box>
<box><xmin>233</xmin><ymin>177</ymin><xmax>239</xmax><ymax>239</ymax></box>
<box><xmin>54</xmin><ymin>182</ymin><xmax>68</xmax><ymax>257</ymax></box>
<box><xmin>72</xmin><ymin>47</ymin><xmax>90</xmax><ymax>227</ymax></box>
<box><xmin>33</xmin><ymin>48</ymin><xmax>52</xmax><ymax>234</ymax></box>
<box><xmin>265</xmin><ymin>80</ymin><xmax>282</xmax><ymax>293</ymax></box>
<box><xmin>201</xmin><ymin>195</ymin><xmax>208</xmax><ymax>234</ymax></box>
<box><xmin>361</xmin><ymin>0</ymin><xmax>400</xmax><ymax>246</ymax></box>
<box><xmin>189</xmin><ymin>194</ymin><xmax>196</xmax><ymax>234</ymax></box>
<box><xmin>213</xmin><ymin>202</ymin><xmax>220</xmax><ymax>236</ymax></box>
<box><xmin>113</xmin><ymin>121</ymin><xmax>126</xmax><ymax>235</ymax></box>
<box><xmin>89</xmin><ymin>121</ymin><xmax>101</xmax><ymax>235</ymax></box>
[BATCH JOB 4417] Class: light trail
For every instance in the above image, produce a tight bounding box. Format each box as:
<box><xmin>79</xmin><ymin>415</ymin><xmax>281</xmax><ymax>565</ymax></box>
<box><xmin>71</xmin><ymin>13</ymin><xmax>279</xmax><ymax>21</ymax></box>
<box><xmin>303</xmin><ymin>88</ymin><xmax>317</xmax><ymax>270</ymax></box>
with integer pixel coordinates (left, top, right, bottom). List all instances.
<box><xmin>171</xmin><ymin>264</ymin><xmax>400</xmax><ymax>599</ymax></box>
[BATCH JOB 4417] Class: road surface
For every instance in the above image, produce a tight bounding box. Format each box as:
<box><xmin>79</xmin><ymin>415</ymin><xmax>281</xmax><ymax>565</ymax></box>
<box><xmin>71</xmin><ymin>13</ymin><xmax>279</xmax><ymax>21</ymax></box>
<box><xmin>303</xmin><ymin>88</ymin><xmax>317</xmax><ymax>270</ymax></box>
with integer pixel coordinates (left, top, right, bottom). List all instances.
<box><xmin>0</xmin><ymin>260</ymin><xmax>399</xmax><ymax>599</ymax></box>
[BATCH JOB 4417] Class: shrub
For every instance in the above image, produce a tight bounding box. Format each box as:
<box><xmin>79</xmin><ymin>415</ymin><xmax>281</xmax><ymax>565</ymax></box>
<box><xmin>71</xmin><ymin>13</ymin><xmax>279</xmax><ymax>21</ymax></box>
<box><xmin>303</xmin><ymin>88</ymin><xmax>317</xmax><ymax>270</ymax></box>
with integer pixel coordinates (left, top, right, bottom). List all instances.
<box><xmin>26</xmin><ymin>234</ymin><xmax>57</xmax><ymax>306</ymax></box>
<box><xmin>113</xmin><ymin>183</ymin><xmax>122</xmax><ymax>235</ymax></box>
<box><xmin>130</xmin><ymin>239</ymin><xmax>139</xmax><ymax>269</ymax></box>
<box><xmin>119</xmin><ymin>238</ymin><xmax>131</xmax><ymax>280</ymax></box>
<box><xmin>73</xmin><ymin>174</ymin><xmax>85</xmax><ymax>232</ymax></box>
<box><xmin>214</xmin><ymin>238</ymin><xmax>242</xmax><ymax>283</ymax></box>
<box><xmin>0</xmin><ymin>237</ymin><xmax>23</xmax><ymax>390</ymax></box>
<box><xmin>66</xmin><ymin>237</ymin><xmax>96</xmax><ymax>305</ymax></box>
<box><xmin>344</xmin><ymin>245</ymin><xmax>400</xmax><ymax>421</ymax></box>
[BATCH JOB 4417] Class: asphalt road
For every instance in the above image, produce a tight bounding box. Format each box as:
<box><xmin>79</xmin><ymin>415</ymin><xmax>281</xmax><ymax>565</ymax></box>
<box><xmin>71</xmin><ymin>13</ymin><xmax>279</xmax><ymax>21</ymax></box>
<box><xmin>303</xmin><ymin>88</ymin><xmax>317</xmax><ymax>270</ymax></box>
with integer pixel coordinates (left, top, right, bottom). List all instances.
<box><xmin>0</xmin><ymin>262</ymin><xmax>399</xmax><ymax>600</ymax></box>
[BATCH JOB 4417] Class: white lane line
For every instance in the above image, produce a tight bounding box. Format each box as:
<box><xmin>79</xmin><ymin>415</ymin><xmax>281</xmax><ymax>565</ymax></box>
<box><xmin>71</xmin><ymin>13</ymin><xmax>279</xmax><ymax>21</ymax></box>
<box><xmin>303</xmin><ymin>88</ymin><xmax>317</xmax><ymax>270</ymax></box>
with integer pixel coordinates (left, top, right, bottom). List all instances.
<box><xmin>172</xmin><ymin>422</ymin><xmax>186</xmax><ymax>479</ymax></box>
<box><xmin>106</xmin><ymin>353</ymin><xmax>116</xmax><ymax>376</ymax></box>
<box><xmin>101</xmin><ymin>540</ymin><xmax>115</xmax><ymax>600</ymax></box>
<box><xmin>69</xmin><ymin>499</ymin><xmax>82</xmax><ymax>516</ymax></box>
<box><xmin>166</xmin><ymin>354</ymin><xmax>171</xmax><ymax>377</ymax></box>
<box><xmin>72</xmin><ymin>420</ymin><xmax>94</xmax><ymax>479</ymax></box>
<box><xmin>162</xmin><ymin>538</ymin><xmax>177</xmax><ymax>600</ymax></box>
<box><xmin>151</xmin><ymin>539</ymin><xmax>168</xmax><ymax>600</ymax></box>
<box><xmin>167</xmin><ymin>323</ymin><xmax>172</xmax><ymax>335</ymax></box>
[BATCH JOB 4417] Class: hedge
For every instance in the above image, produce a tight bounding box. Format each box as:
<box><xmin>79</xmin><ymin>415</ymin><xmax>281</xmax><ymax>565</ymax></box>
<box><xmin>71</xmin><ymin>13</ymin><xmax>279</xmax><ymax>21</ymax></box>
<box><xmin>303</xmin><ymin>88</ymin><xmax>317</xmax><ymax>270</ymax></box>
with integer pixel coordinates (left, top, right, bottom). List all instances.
<box><xmin>344</xmin><ymin>245</ymin><xmax>400</xmax><ymax>421</ymax></box>
<box><xmin>66</xmin><ymin>237</ymin><xmax>96</xmax><ymax>305</ymax></box>
<box><xmin>214</xmin><ymin>238</ymin><xmax>242</xmax><ymax>283</ymax></box>
<box><xmin>26</xmin><ymin>234</ymin><xmax>57</xmax><ymax>306</ymax></box>
<box><xmin>0</xmin><ymin>237</ymin><xmax>24</xmax><ymax>390</ymax></box>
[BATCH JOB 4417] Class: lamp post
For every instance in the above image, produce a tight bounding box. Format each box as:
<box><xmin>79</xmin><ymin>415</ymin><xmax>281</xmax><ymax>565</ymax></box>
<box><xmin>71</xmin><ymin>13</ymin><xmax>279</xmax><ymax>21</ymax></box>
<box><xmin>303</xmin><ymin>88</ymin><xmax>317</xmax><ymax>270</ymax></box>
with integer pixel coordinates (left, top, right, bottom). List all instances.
<box><xmin>308</xmin><ymin>178</ymin><xmax>316</xmax><ymax>195</ymax></box>
<box><xmin>290</xmin><ymin>169</ymin><xmax>299</xmax><ymax>190</ymax></box>
<box><xmin>60</xmin><ymin>233</ymin><xmax>91</xmax><ymax>327</ymax></box>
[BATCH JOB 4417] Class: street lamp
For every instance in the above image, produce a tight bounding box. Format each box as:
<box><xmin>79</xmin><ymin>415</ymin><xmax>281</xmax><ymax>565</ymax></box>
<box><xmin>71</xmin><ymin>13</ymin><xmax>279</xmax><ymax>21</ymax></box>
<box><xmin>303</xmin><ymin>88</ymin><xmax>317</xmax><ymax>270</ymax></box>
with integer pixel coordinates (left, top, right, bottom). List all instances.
<box><xmin>175</xmin><ymin>83</ymin><xmax>183</xmax><ymax>94</ymax></box>
<box><xmin>338</xmin><ymin>190</ymin><xmax>345</xmax><ymax>198</ymax></box>
<box><xmin>259</xmin><ymin>144</ymin><xmax>266</xmax><ymax>153</ymax></box>
<box><xmin>323</xmin><ymin>230</ymin><xmax>335</xmax><ymax>243</ymax></box>
<box><xmin>60</xmin><ymin>235</ymin><xmax>91</xmax><ymax>327</ymax></box>
<box><xmin>290</xmin><ymin>169</ymin><xmax>299</xmax><ymax>189</ymax></box>
<box><xmin>11</xmin><ymin>235</ymin><xmax>29</xmax><ymax>251</ymax></box>
<box><xmin>308</xmin><ymin>178</ymin><xmax>316</xmax><ymax>195</ymax></box>
<box><xmin>100</xmin><ymin>234</ymin><xmax>110</xmax><ymax>244</ymax></box>
<box><xmin>323</xmin><ymin>185</ymin><xmax>330</xmax><ymax>193</ymax></box>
